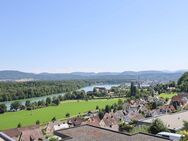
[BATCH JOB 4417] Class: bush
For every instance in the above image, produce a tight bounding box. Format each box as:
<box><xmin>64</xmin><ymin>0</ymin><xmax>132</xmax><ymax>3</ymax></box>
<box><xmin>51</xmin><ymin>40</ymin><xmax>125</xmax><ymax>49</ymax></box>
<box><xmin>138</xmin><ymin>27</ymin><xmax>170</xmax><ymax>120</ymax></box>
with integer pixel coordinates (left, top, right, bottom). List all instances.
<box><xmin>119</xmin><ymin>123</ymin><xmax>134</xmax><ymax>132</ymax></box>
<box><xmin>36</xmin><ymin>120</ymin><xmax>40</xmax><ymax>125</ymax></box>
<box><xmin>148</xmin><ymin>119</ymin><xmax>168</xmax><ymax>134</ymax></box>
<box><xmin>52</xmin><ymin>117</ymin><xmax>56</xmax><ymax>122</ymax></box>
<box><xmin>66</xmin><ymin>113</ymin><xmax>70</xmax><ymax>118</ymax></box>
<box><xmin>17</xmin><ymin>123</ymin><xmax>22</xmax><ymax>128</ymax></box>
<box><xmin>183</xmin><ymin>121</ymin><xmax>188</xmax><ymax>130</ymax></box>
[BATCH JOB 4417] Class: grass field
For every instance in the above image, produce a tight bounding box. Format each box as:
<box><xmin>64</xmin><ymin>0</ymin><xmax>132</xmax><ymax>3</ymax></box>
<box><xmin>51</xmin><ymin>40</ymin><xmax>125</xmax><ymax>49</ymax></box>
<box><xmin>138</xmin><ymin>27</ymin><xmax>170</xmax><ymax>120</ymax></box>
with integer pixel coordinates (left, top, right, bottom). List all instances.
<box><xmin>0</xmin><ymin>98</ymin><xmax>120</xmax><ymax>130</ymax></box>
<box><xmin>159</xmin><ymin>93</ymin><xmax>177</xmax><ymax>99</ymax></box>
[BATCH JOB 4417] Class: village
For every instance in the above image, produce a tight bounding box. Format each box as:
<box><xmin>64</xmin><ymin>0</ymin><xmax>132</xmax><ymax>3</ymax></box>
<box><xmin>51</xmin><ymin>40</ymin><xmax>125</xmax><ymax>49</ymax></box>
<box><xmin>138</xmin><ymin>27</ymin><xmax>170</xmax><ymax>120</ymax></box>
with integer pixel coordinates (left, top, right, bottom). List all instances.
<box><xmin>1</xmin><ymin>84</ymin><xmax>188</xmax><ymax>141</ymax></box>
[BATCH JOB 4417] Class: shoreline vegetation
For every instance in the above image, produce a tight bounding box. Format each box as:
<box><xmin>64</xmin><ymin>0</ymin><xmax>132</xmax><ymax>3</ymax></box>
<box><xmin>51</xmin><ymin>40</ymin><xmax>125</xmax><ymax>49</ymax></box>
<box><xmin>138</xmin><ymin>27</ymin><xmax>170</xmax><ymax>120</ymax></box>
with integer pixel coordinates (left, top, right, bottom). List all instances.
<box><xmin>0</xmin><ymin>80</ymin><xmax>124</xmax><ymax>103</ymax></box>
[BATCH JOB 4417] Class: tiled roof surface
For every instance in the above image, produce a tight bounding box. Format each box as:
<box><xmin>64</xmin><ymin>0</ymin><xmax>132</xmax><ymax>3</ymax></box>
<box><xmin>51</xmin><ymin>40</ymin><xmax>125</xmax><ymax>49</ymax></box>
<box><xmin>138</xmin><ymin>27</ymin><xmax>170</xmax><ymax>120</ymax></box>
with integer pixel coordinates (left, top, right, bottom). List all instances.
<box><xmin>55</xmin><ymin>125</ymin><xmax>170</xmax><ymax>141</ymax></box>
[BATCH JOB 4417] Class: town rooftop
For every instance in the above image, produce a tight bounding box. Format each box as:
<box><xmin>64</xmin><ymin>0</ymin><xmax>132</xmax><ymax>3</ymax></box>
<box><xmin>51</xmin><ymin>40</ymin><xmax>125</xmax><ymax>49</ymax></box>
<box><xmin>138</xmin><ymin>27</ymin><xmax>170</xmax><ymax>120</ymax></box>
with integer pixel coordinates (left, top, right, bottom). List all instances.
<box><xmin>140</xmin><ymin>111</ymin><xmax>188</xmax><ymax>131</ymax></box>
<box><xmin>54</xmin><ymin>125</ymin><xmax>170</xmax><ymax>141</ymax></box>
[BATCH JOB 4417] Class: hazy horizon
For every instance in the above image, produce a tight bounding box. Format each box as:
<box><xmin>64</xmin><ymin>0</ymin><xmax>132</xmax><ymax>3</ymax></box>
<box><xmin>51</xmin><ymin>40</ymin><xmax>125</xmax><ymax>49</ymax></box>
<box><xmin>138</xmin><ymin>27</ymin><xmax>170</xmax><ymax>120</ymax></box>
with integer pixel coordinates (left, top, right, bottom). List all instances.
<box><xmin>0</xmin><ymin>69</ymin><xmax>187</xmax><ymax>74</ymax></box>
<box><xmin>0</xmin><ymin>0</ymin><xmax>188</xmax><ymax>73</ymax></box>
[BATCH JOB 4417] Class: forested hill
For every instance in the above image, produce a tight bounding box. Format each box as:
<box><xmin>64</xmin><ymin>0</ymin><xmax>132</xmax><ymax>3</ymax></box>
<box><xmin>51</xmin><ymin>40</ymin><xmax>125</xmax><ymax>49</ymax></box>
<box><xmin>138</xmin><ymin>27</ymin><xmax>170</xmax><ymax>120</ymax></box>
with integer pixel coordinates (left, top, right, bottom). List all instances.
<box><xmin>0</xmin><ymin>70</ymin><xmax>185</xmax><ymax>82</ymax></box>
<box><xmin>178</xmin><ymin>72</ymin><xmax>188</xmax><ymax>92</ymax></box>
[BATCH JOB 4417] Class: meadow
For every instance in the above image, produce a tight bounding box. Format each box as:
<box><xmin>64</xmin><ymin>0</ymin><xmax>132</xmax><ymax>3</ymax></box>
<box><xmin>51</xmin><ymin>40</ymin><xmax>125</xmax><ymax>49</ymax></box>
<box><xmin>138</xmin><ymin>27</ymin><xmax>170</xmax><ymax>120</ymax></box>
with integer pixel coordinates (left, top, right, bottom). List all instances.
<box><xmin>0</xmin><ymin>98</ymin><xmax>120</xmax><ymax>130</ymax></box>
<box><xmin>159</xmin><ymin>93</ymin><xmax>177</xmax><ymax>99</ymax></box>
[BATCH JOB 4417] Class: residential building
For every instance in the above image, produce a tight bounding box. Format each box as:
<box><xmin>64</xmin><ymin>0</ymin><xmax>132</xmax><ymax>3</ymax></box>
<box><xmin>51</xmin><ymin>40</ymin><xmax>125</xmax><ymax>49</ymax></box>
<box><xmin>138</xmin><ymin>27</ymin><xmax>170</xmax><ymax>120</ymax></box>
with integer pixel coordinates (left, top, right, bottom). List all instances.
<box><xmin>54</xmin><ymin>125</ymin><xmax>170</xmax><ymax>141</ymax></box>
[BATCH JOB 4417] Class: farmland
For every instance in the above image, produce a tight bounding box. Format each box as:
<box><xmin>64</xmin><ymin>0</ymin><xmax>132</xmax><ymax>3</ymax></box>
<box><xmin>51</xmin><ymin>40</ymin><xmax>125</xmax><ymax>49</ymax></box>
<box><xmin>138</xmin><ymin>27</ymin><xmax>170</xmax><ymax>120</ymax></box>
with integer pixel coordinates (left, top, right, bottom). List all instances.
<box><xmin>0</xmin><ymin>98</ymin><xmax>120</xmax><ymax>130</ymax></box>
<box><xmin>159</xmin><ymin>93</ymin><xmax>177</xmax><ymax>99</ymax></box>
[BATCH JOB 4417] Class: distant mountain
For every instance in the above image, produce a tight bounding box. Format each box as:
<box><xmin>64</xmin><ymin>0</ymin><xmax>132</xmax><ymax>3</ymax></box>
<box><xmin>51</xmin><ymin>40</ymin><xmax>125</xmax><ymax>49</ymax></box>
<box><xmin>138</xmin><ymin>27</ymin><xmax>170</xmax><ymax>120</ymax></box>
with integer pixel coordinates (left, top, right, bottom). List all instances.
<box><xmin>0</xmin><ymin>70</ymin><xmax>186</xmax><ymax>82</ymax></box>
<box><xmin>0</xmin><ymin>70</ymin><xmax>35</xmax><ymax>80</ymax></box>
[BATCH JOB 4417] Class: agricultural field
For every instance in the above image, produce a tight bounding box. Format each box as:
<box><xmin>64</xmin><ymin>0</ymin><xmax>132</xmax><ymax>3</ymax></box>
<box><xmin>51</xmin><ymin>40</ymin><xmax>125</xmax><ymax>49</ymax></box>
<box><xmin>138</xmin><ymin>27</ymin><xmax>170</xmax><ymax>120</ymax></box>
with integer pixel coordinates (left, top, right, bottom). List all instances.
<box><xmin>159</xmin><ymin>93</ymin><xmax>177</xmax><ymax>99</ymax></box>
<box><xmin>0</xmin><ymin>98</ymin><xmax>120</xmax><ymax>130</ymax></box>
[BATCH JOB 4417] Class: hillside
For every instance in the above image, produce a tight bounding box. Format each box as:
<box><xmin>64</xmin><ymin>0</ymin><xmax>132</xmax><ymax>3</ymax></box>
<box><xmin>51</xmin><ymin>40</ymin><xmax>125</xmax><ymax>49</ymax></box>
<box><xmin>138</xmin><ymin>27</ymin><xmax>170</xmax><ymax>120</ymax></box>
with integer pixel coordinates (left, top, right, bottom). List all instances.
<box><xmin>0</xmin><ymin>70</ymin><xmax>185</xmax><ymax>82</ymax></box>
<box><xmin>178</xmin><ymin>72</ymin><xmax>188</xmax><ymax>92</ymax></box>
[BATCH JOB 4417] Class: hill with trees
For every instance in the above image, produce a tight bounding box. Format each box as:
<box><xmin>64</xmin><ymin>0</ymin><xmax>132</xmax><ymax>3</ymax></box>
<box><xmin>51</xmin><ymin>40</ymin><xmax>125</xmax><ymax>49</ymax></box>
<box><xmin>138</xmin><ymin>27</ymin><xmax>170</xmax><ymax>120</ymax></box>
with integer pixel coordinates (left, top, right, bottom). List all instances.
<box><xmin>0</xmin><ymin>70</ymin><xmax>185</xmax><ymax>81</ymax></box>
<box><xmin>178</xmin><ymin>72</ymin><xmax>188</xmax><ymax>92</ymax></box>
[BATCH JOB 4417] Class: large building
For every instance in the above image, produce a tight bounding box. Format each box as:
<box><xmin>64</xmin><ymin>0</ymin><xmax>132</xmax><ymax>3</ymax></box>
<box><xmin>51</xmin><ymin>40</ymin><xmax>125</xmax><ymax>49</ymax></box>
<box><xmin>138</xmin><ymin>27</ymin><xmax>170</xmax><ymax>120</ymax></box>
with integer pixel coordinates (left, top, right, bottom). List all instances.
<box><xmin>54</xmin><ymin>125</ymin><xmax>170</xmax><ymax>141</ymax></box>
<box><xmin>139</xmin><ymin>111</ymin><xmax>188</xmax><ymax>131</ymax></box>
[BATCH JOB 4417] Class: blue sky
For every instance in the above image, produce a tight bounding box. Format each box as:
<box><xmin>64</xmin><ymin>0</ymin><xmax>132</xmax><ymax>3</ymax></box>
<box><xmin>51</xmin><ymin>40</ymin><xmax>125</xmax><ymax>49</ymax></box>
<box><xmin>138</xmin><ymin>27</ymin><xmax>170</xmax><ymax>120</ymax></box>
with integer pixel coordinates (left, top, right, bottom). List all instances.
<box><xmin>0</xmin><ymin>0</ymin><xmax>188</xmax><ymax>73</ymax></box>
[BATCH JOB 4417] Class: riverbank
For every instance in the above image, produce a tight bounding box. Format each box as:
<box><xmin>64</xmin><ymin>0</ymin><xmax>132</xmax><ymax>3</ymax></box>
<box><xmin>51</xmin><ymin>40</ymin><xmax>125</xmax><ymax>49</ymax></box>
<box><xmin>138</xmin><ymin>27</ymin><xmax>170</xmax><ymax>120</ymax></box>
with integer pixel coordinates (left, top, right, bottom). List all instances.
<box><xmin>0</xmin><ymin>98</ymin><xmax>121</xmax><ymax>130</ymax></box>
<box><xmin>0</xmin><ymin>84</ymin><xmax>120</xmax><ymax>110</ymax></box>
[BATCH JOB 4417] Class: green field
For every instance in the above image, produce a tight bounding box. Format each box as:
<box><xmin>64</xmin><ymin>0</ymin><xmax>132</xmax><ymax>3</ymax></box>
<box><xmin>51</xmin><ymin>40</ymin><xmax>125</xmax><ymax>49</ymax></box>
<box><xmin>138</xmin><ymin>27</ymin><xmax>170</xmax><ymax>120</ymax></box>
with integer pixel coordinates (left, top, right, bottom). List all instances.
<box><xmin>159</xmin><ymin>93</ymin><xmax>177</xmax><ymax>99</ymax></box>
<box><xmin>0</xmin><ymin>98</ymin><xmax>120</xmax><ymax>130</ymax></box>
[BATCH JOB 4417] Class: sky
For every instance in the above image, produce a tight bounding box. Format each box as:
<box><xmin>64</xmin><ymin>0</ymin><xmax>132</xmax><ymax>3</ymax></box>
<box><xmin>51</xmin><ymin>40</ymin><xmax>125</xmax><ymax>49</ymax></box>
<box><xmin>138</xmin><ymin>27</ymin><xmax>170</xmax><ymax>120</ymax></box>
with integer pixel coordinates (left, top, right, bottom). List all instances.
<box><xmin>0</xmin><ymin>0</ymin><xmax>188</xmax><ymax>73</ymax></box>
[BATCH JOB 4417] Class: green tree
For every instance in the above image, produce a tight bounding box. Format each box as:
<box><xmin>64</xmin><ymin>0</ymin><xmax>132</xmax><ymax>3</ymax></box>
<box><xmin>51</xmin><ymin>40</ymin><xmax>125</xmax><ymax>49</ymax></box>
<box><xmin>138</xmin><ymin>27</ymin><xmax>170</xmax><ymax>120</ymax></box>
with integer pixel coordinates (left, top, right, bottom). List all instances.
<box><xmin>105</xmin><ymin>105</ymin><xmax>111</xmax><ymax>113</ymax></box>
<box><xmin>98</xmin><ymin>111</ymin><xmax>104</xmax><ymax>120</ymax></box>
<box><xmin>52</xmin><ymin>117</ymin><xmax>56</xmax><ymax>122</ymax></box>
<box><xmin>25</xmin><ymin>100</ymin><xmax>31</xmax><ymax>108</ymax></box>
<box><xmin>183</xmin><ymin>121</ymin><xmax>188</xmax><ymax>130</ymax></box>
<box><xmin>148</xmin><ymin>119</ymin><xmax>168</xmax><ymax>134</ymax></box>
<box><xmin>17</xmin><ymin>123</ymin><xmax>22</xmax><ymax>128</ymax></box>
<box><xmin>118</xmin><ymin>99</ymin><xmax>123</xmax><ymax>105</ymax></box>
<box><xmin>119</xmin><ymin>123</ymin><xmax>134</xmax><ymax>132</ymax></box>
<box><xmin>0</xmin><ymin>104</ymin><xmax>7</xmax><ymax>114</ymax></box>
<box><xmin>65</xmin><ymin>113</ymin><xmax>70</xmax><ymax>118</ymax></box>
<box><xmin>52</xmin><ymin>98</ymin><xmax>60</xmax><ymax>106</ymax></box>
<box><xmin>46</xmin><ymin>97</ymin><xmax>51</xmax><ymax>106</ymax></box>
<box><xmin>36</xmin><ymin>120</ymin><xmax>40</xmax><ymax>125</ymax></box>
<box><xmin>10</xmin><ymin>101</ymin><xmax>21</xmax><ymax>111</ymax></box>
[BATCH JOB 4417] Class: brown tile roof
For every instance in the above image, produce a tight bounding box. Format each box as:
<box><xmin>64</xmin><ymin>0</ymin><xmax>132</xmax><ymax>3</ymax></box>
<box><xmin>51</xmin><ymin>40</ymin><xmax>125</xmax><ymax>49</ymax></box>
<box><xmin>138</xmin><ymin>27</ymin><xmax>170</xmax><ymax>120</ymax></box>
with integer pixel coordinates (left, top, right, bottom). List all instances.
<box><xmin>54</xmin><ymin>125</ymin><xmax>170</xmax><ymax>141</ymax></box>
<box><xmin>20</xmin><ymin>125</ymin><xmax>43</xmax><ymax>141</ymax></box>
<box><xmin>100</xmin><ymin>112</ymin><xmax>119</xmax><ymax>127</ymax></box>
<box><xmin>3</xmin><ymin>129</ymin><xmax>20</xmax><ymax>139</ymax></box>
<box><xmin>127</xmin><ymin>112</ymin><xmax>144</xmax><ymax>121</ymax></box>
<box><xmin>3</xmin><ymin>125</ymin><xmax>43</xmax><ymax>141</ymax></box>
<box><xmin>68</xmin><ymin>117</ymin><xmax>85</xmax><ymax>126</ymax></box>
<box><xmin>83</xmin><ymin>116</ymin><xmax>101</xmax><ymax>127</ymax></box>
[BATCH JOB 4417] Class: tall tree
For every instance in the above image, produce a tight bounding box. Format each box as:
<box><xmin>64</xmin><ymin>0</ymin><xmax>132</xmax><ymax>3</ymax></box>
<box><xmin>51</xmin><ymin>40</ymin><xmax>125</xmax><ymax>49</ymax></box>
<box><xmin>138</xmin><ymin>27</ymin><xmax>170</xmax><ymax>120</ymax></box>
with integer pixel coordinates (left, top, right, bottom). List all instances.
<box><xmin>10</xmin><ymin>101</ymin><xmax>21</xmax><ymax>111</ymax></box>
<box><xmin>0</xmin><ymin>104</ymin><xmax>7</xmax><ymax>114</ymax></box>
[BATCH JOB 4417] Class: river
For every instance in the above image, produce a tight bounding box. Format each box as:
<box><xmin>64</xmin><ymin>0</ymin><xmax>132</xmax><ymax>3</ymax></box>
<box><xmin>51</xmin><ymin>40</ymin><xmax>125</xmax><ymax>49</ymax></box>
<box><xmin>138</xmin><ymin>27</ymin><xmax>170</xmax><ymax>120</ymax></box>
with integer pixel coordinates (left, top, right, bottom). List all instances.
<box><xmin>0</xmin><ymin>84</ymin><xmax>120</xmax><ymax>110</ymax></box>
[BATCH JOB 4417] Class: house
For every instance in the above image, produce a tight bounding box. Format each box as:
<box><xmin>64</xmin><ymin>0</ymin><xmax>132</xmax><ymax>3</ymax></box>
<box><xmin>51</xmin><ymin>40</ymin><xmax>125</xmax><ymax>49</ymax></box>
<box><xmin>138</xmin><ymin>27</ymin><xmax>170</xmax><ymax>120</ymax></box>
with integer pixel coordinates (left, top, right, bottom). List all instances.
<box><xmin>83</xmin><ymin>115</ymin><xmax>101</xmax><ymax>127</ymax></box>
<box><xmin>93</xmin><ymin>87</ymin><xmax>107</xmax><ymax>93</ymax></box>
<box><xmin>3</xmin><ymin>125</ymin><xmax>43</xmax><ymax>141</ymax></box>
<box><xmin>3</xmin><ymin>129</ymin><xmax>20</xmax><ymax>141</ymax></box>
<box><xmin>159</xmin><ymin>105</ymin><xmax>176</xmax><ymax>114</ymax></box>
<box><xmin>46</xmin><ymin>121</ymin><xmax>63</xmax><ymax>134</ymax></box>
<box><xmin>68</xmin><ymin>117</ymin><xmax>85</xmax><ymax>127</ymax></box>
<box><xmin>99</xmin><ymin>112</ymin><xmax>119</xmax><ymax>131</ymax></box>
<box><xmin>139</xmin><ymin>110</ymin><xmax>188</xmax><ymax>131</ymax></box>
<box><xmin>54</xmin><ymin>124</ymin><xmax>170</xmax><ymax>141</ymax></box>
<box><xmin>114</xmin><ymin>110</ymin><xmax>126</xmax><ymax>122</ymax></box>
<box><xmin>20</xmin><ymin>125</ymin><xmax>43</xmax><ymax>141</ymax></box>
<box><xmin>54</xmin><ymin>123</ymin><xmax>69</xmax><ymax>131</ymax></box>
<box><xmin>171</xmin><ymin>93</ymin><xmax>188</xmax><ymax>109</ymax></box>
<box><xmin>124</xmin><ymin>112</ymin><xmax>144</xmax><ymax>123</ymax></box>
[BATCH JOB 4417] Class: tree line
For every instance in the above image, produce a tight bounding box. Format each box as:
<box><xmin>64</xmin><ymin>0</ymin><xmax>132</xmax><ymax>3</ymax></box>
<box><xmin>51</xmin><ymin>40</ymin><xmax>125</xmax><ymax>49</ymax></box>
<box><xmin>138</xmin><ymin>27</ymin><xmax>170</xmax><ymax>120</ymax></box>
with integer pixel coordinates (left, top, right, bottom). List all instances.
<box><xmin>0</xmin><ymin>80</ymin><xmax>93</xmax><ymax>102</ymax></box>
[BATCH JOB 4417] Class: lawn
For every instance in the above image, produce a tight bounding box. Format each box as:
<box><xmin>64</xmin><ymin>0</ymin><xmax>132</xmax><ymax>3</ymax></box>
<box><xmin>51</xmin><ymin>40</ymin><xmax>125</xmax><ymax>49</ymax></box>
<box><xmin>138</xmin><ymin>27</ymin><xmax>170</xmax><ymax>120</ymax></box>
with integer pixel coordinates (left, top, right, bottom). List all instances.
<box><xmin>159</xmin><ymin>93</ymin><xmax>177</xmax><ymax>99</ymax></box>
<box><xmin>0</xmin><ymin>98</ymin><xmax>120</xmax><ymax>130</ymax></box>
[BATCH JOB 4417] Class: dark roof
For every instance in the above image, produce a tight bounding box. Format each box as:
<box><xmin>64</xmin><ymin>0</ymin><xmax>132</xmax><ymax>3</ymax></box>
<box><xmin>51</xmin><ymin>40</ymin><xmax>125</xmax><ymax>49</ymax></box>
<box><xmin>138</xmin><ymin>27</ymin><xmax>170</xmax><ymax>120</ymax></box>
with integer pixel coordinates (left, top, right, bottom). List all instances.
<box><xmin>54</xmin><ymin>125</ymin><xmax>170</xmax><ymax>141</ymax></box>
<box><xmin>0</xmin><ymin>132</ymin><xmax>15</xmax><ymax>141</ymax></box>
